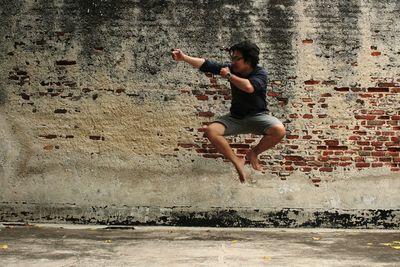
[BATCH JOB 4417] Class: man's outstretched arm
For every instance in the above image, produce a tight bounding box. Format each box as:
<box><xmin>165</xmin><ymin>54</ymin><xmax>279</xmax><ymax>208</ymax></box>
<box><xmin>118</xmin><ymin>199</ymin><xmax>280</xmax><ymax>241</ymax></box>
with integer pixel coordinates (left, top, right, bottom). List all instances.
<box><xmin>172</xmin><ymin>49</ymin><xmax>205</xmax><ymax>69</ymax></box>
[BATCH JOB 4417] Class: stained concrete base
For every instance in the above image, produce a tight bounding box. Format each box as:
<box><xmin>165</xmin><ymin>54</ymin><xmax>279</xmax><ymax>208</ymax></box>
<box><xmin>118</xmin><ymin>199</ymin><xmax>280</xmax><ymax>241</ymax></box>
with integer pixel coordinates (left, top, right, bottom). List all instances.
<box><xmin>0</xmin><ymin>223</ymin><xmax>399</xmax><ymax>267</ymax></box>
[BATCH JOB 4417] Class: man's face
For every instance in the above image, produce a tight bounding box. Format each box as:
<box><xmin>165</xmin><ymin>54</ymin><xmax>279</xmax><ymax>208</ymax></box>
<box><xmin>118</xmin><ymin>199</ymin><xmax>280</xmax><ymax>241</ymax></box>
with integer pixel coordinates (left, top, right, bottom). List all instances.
<box><xmin>230</xmin><ymin>50</ymin><xmax>250</xmax><ymax>74</ymax></box>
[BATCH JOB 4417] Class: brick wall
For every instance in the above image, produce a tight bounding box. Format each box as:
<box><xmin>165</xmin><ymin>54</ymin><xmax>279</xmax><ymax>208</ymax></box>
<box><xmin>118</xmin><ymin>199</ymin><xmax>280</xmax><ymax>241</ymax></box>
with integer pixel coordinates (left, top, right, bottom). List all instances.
<box><xmin>0</xmin><ymin>0</ymin><xmax>399</xmax><ymax>227</ymax></box>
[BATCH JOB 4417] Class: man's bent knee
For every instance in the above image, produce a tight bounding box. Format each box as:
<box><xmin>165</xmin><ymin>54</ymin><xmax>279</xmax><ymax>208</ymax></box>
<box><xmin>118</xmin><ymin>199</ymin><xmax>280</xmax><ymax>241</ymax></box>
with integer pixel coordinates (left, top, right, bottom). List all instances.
<box><xmin>205</xmin><ymin>122</ymin><xmax>226</xmax><ymax>138</ymax></box>
<box><xmin>266</xmin><ymin>124</ymin><xmax>286</xmax><ymax>139</ymax></box>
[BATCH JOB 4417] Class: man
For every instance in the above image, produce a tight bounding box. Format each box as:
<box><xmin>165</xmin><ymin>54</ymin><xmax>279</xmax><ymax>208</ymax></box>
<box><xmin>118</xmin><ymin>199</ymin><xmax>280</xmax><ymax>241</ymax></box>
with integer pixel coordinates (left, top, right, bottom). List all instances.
<box><xmin>172</xmin><ymin>41</ymin><xmax>285</xmax><ymax>183</ymax></box>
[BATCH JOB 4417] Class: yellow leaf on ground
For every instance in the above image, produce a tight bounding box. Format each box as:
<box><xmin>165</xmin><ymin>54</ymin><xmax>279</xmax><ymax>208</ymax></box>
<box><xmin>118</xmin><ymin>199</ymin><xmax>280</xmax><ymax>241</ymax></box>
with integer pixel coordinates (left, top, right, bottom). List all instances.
<box><xmin>391</xmin><ymin>246</ymin><xmax>400</xmax><ymax>250</ymax></box>
<box><xmin>0</xmin><ymin>244</ymin><xmax>8</xmax><ymax>249</ymax></box>
<box><xmin>263</xmin><ymin>256</ymin><xmax>270</xmax><ymax>261</ymax></box>
<box><xmin>231</xmin><ymin>240</ymin><xmax>238</xmax><ymax>244</ymax></box>
<box><xmin>104</xmin><ymin>240</ymin><xmax>112</xmax><ymax>243</ymax></box>
<box><xmin>312</xmin><ymin>237</ymin><xmax>321</xmax><ymax>241</ymax></box>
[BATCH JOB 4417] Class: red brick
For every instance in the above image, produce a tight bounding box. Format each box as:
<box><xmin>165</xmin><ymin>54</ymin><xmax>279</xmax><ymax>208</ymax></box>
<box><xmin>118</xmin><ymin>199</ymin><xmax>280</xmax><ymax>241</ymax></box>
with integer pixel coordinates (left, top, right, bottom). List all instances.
<box><xmin>304</xmin><ymin>80</ymin><xmax>320</xmax><ymax>85</ymax></box>
<box><xmin>391</xmin><ymin>88</ymin><xmax>400</xmax><ymax>93</ymax></box>
<box><xmin>357</xmin><ymin>141</ymin><xmax>370</xmax><ymax>146</ymax></box>
<box><xmin>318</xmin><ymin>156</ymin><xmax>329</xmax><ymax>162</ymax></box>
<box><xmin>371</xmin><ymin>141</ymin><xmax>384</xmax><ymax>147</ymax></box>
<box><xmin>355</xmin><ymin>115</ymin><xmax>376</xmax><ymax>120</ymax></box>
<box><xmin>371</xmin><ymin>51</ymin><xmax>381</xmax><ymax>56</ymax></box>
<box><xmin>320</xmin><ymin>93</ymin><xmax>332</xmax><ymax>97</ymax></box>
<box><xmin>379</xmin><ymin>158</ymin><xmax>392</xmax><ymax>163</ymax></box>
<box><xmin>327</xmin><ymin>146</ymin><xmax>348</xmax><ymax>150</ymax></box>
<box><xmin>349</xmin><ymin>136</ymin><xmax>362</xmax><ymax>141</ymax></box>
<box><xmin>285</xmin><ymin>156</ymin><xmax>304</xmax><ymax>161</ymax></box>
<box><xmin>354</xmin><ymin>156</ymin><xmax>365</xmax><ymax>162</ymax></box>
<box><xmin>392</xmin><ymin>116</ymin><xmax>400</xmax><ymax>121</ymax></box>
<box><xmin>369</xmin><ymin>110</ymin><xmax>385</xmax><ymax>115</ymax></box>
<box><xmin>376</xmin><ymin>136</ymin><xmax>389</xmax><ymax>142</ymax></box>
<box><xmin>391</xmin><ymin>137</ymin><xmax>400</xmax><ymax>143</ymax></box>
<box><xmin>267</xmin><ymin>90</ymin><xmax>280</xmax><ymax>97</ymax></box>
<box><xmin>367</xmin><ymin>87</ymin><xmax>389</xmax><ymax>93</ymax></box>
<box><xmin>319</xmin><ymin>167</ymin><xmax>333</xmax><ymax>172</ymax></box>
<box><xmin>230</xmin><ymin>144</ymin><xmax>250</xmax><ymax>149</ymax></box>
<box><xmin>378</xmin><ymin>82</ymin><xmax>398</xmax><ymax>87</ymax></box>
<box><xmin>371</xmin><ymin>151</ymin><xmax>385</xmax><ymax>157</ymax></box>
<box><xmin>198</xmin><ymin>111</ymin><xmax>215</xmax><ymax>117</ymax></box>
<box><xmin>361</xmin><ymin>148</ymin><xmax>372</xmax><ymax>152</ymax></box>
<box><xmin>196</xmin><ymin>95</ymin><xmax>209</xmax><ymax>101</ymax></box>
<box><xmin>356</xmin><ymin>163</ymin><xmax>370</xmax><ymax>168</ymax></box>
<box><xmin>308</xmin><ymin>162</ymin><xmax>324</xmax><ymax>167</ymax></box>
<box><xmin>302</xmin><ymin>98</ymin><xmax>313</xmax><ymax>102</ymax></box>
<box><xmin>302</xmin><ymin>39</ymin><xmax>313</xmax><ymax>44</ymax></box>
<box><xmin>303</xmin><ymin>114</ymin><xmax>314</xmax><ymax>119</ymax></box>
<box><xmin>286</xmin><ymin>135</ymin><xmax>299</xmax><ymax>139</ymax></box>
<box><xmin>334</xmin><ymin>87</ymin><xmax>349</xmax><ymax>92</ymax></box>
<box><xmin>325</xmin><ymin>140</ymin><xmax>339</xmax><ymax>146</ymax></box>
<box><xmin>385</xmin><ymin>142</ymin><xmax>399</xmax><ymax>147</ymax></box>
<box><xmin>367</xmin><ymin>121</ymin><xmax>385</xmax><ymax>126</ymax></box>
<box><xmin>359</xmin><ymin>93</ymin><xmax>373</xmax><ymax>98</ymax></box>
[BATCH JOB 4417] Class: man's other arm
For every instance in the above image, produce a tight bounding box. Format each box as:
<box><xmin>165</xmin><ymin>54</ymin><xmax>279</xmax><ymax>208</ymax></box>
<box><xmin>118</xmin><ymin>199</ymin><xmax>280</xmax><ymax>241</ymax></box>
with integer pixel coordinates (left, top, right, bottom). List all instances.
<box><xmin>172</xmin><ymin>49</ymin><xmax>205</xmax><ymax>69</ymax></box>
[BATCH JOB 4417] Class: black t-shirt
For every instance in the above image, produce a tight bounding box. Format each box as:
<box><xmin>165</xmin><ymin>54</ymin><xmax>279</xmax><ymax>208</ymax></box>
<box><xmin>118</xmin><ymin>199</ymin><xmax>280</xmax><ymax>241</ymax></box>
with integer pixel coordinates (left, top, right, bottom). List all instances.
<box><xmin>199</xmin><ymin>59</ymin><xmax>268</xmax><ymax>118</ymax></box>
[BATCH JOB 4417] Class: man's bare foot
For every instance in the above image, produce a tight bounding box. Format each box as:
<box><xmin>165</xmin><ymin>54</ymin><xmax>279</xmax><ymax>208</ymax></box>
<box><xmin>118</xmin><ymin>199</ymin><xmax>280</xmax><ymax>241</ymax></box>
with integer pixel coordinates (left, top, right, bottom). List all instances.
<box><xmin>246</xmin><ymin>150</ymin><xmax>262</xmax><ymax>171</ymax></box>
<box><xmin>235</xmin><ymin>157</ymin><xmax>246</xmax><ymax>183</ymax></box>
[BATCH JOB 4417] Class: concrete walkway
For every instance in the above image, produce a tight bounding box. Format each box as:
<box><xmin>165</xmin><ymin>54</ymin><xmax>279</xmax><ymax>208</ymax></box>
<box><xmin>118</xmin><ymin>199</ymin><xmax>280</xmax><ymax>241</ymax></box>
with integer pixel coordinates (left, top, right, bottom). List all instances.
<box><xmin>0</xmin><ymin>223</ymin><xmax>399</xmax><ymax>267</ymax></box>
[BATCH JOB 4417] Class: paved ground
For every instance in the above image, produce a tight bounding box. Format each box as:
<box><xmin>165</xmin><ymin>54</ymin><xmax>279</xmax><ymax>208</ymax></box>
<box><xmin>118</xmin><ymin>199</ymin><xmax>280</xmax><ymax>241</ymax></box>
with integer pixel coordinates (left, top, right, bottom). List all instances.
<box><xmin>0</xmin><ymin>223</ymin><xmax>399</xmax><ymax>267</ymax></box>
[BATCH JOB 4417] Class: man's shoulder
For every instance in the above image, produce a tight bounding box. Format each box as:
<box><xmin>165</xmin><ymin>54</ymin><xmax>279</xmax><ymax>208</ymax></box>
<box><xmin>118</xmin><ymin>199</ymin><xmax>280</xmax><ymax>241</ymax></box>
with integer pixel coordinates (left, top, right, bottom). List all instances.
<box><xmin>250</xmin><ymin>66</ymin><xmax>267</xmax><ymax>77</ymax></box>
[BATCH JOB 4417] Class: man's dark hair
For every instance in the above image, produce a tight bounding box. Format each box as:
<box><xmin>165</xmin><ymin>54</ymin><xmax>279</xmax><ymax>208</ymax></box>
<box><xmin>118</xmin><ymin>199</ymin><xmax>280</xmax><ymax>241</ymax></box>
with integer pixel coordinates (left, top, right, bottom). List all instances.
<box><xmin>229</xmin><ymin>41</ymin><xmax>260</xmax><ymax>68</ymax></box>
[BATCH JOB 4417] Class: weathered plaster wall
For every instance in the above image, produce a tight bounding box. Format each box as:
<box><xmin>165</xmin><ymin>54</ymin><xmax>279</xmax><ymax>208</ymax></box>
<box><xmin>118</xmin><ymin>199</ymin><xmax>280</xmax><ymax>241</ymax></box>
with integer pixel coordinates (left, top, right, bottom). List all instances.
<box><xmin>0</xmin><ymin>0</ymin><xmax>399</xmax><ymax>228</ymax></box>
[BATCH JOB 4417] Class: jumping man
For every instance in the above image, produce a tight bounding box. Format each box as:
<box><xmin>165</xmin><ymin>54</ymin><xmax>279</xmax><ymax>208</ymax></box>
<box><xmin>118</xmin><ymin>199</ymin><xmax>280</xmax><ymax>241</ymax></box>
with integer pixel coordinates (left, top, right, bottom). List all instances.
<box><xmin>172</xmin><ymin>41</ymin><xmax>286</xmax><ymax>183</ymax></box>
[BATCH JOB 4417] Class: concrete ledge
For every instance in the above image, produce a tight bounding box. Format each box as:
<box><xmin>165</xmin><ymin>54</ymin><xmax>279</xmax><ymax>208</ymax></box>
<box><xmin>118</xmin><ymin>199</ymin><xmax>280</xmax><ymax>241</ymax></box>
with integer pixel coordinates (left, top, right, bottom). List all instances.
<box><xmin>0</xmin><ymin>202</ymin><xmax>398</xmax><ymax>229</ymax></box>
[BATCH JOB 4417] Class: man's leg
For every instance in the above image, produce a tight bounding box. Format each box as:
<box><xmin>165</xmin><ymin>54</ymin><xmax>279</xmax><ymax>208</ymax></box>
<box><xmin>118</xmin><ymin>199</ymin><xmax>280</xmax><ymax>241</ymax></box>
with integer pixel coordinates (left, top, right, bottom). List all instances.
<box><xmin>205</xmin><ymin>123</ymin><xmax>246</xmax><ymax>183</ymax></box>
<box><xmin>247</xmin><ymin>124</ymin><xmax>286</xmax><ymax>171</ymax></box>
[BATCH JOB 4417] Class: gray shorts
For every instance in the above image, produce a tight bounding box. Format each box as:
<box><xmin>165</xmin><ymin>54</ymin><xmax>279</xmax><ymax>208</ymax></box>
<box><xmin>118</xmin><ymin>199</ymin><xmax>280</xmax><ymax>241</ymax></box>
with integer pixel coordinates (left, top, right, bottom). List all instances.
<box><xmin>213</xmin><ymin>113</ymin><xmax>283</xmax><ymax>136</ymax></box>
